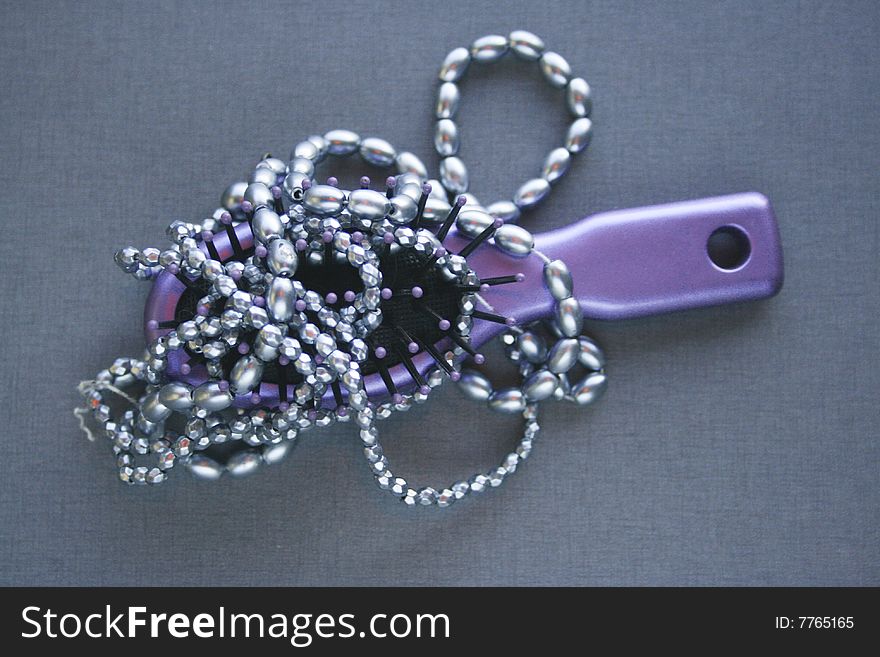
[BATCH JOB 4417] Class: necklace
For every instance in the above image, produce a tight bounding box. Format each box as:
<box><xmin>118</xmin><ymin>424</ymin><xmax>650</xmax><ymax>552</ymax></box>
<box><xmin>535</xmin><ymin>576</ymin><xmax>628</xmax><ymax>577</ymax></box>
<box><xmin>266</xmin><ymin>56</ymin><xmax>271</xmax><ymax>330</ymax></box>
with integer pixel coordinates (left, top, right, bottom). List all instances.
<box><xmin>78</xmin><ymin>30</ymin><xmax>783</xmax><ymax>507</ymax></box>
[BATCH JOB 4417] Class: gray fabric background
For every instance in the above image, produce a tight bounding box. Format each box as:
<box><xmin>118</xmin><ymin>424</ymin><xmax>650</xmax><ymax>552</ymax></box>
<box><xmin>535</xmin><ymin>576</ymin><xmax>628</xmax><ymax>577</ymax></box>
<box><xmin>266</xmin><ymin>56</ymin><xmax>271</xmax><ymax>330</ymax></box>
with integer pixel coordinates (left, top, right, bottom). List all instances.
<box><xmin>0</xmin><ymin>0</ymin><xmax>877</xmax><ymax>586</ymax></box>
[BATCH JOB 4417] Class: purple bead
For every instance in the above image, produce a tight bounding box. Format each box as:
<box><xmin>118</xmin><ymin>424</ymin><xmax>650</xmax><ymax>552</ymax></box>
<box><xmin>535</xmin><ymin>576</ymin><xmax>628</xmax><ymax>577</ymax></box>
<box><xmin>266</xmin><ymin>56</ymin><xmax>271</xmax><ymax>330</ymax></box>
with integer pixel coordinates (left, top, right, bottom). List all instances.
<box><xmin>322</xmin><ymin>230</ymin><xmax>333</xmax><ymax>243</ymax></box>
<box><xmin>419</xmin><ymin>385</ymin><xmax>431</xmax><ymax>395</ymax></box>
<box><xmin>480</xmin><ymin>283</ymin><xmax>490</xmax><ymax>293</ymax></box>
<box><xmin>505</xmin><ymin>316</ymin><xmax>517</xmax><ymax>326</ymax></box>
<box><xmin>325</xmin><ymin>292</ymin><xmax>338</xmax><ymax>305</ymax></box>
<box><xmin>146</xmin><ymin>319</ymin><xmax>159</xmax><ymax>330</ymax></box>
<box><xmin>254</xmin><ymin>296</ymin><xmax>265</xmax><ymax>308</ymax></box>
<box><xmin>201</xmin><ymin>230</ymin><xmax>214</xmax><ymax>242</ymax></box>
<box><xmin>344</xmin><ymin>290</ymin><xmax>356</xmax><ymax>303</ymax></box>
<box><xmin>278</xmin><ymin>355</ymin><xmax>290</xmax><ymax>366</ymax></box>
<box><xmin>295</xmin><ymin>239</ymin><xmax>308</xmax><ymax>251</ymax></box>
<box><xmin>237</xmin><ymin>342</ymin><xmax>250</xmax><ymax>354</ymax></box>
<box><xmin>383</xmin><ymin>232</ymin><xmax>395</xmax><ymax>244</ymax></box>
<box><xmin>385</xmin><ymin>176</ymin><xmax>396</xmax><ymax>189</ymax></box>
<box><xmin>220</xmin><ymin>211</ymin><xmax>232</xmax><ymax>225</ymax></box>
<box><xmin>360</xmin><ymin>176</ymin><xmax>370</xmax><ymax>188</ymax></box>
<box><xmin>255</xmin><ymin>245</ymin><xmax>267</xmax><ymax>258</ymax></box>
<box><xmin>411</xmin><ymin>286</ymin><xmax>423</xmax><ymax>299</ymax></box>
<box><xmin>250</xmin><ymin>393</ymin><xmax>261</xmax><ymax>404</ymax></box>
<box><xmin>327</xmin><ymin>176</ymin><xmax>338</xmax><ymax>187</ymax></box>
<box><xmin>352</xmin><ymin>231</ymin><xmax>364</xmax><ymax>243</ymax></box>
<box><xmin>438</xmin><ymin>319</ymin><xmax>451</xmax><ymax>331</ymax></box>
<box><xmin>381</xmin><ymin>288</ymin><xmax>393</xmax><ymax>300</ymax></box>
<box><xmin>278</xmin><ymin>402</ymin><xmax>289</xmax><ymax>412</ymax></box>
<box><xmin>240</xmin><ymin>200</ymin><xmax>253</xmax><ymax>214</ymax></box>
<box><xmin>516</xmin><ymin>272</ymin><xmax>525</xmax><ymax>282</ymax></box>
<box><xmin>375</xmin><ymin>346</ymin><xmax>387</xmax><ymax>359</ymax></box>
<box><xmin>295</xmin><ymin>299</ymin><xmax>306</xmax><ymax>311</ymax></box>
<box><xmin>449</xmin><ymin>371</ymin><xmax>461</xmax><ymax>382</ymax></box>
<box><xmin>271</xmin><ymin>185</ymin><xmax>282</xmax><ymax>198</ymax></box>
<box><xmin>392</xmin><ymin>393</ymin><xmax>404</xmax><ymax>404</ymax></box>
<box><xmin>474</xmin><ymin>354</ymin><xmax>486</xmax><ymax>365</ymax></box>
<box><xmin>217</xmin><ymin>380</ymin><xmax>230</xmax><ymax>391</ymax></box>
<box><xmin>407</xmin><ymin>342</ymin><xmax>419</xmax><ymax>354</ymax></box>
<box><xmin>180</xmin><ymin>363</ymin><xmax>191</xmax><ymax>375</ymax></box>
<box><xmin>166</xmin><ymin>263</ymin><xmax>180</xmax><ymax>275</ymax></box>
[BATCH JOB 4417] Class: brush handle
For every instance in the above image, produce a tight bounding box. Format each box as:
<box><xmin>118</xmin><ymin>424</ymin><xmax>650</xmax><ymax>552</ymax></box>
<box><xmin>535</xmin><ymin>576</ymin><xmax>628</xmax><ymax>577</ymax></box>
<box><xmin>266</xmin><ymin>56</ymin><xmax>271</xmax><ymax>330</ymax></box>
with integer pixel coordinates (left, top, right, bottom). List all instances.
<box><xmin>459</xmin><ymin>192</ymin><xmax>784</xmax><ymax>348</ymax></box>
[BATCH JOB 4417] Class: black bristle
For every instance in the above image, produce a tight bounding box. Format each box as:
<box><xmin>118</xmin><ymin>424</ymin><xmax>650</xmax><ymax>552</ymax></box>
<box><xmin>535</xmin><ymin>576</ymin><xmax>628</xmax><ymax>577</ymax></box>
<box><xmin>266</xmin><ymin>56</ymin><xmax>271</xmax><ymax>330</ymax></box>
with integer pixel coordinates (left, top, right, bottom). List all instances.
<box><xmin>458</xmin><ymin>220</ymin><xmax>499</xmax><ymax>259</ymax></box>
<box><xmin>436</xmin><ymin>198</ymin><xmax>465</xmax><ymax>242</ymax></box>
<box><xmin>472</xmin><ymin>309</ymin><xmax>510</xmax><ymax>324</ymax></box>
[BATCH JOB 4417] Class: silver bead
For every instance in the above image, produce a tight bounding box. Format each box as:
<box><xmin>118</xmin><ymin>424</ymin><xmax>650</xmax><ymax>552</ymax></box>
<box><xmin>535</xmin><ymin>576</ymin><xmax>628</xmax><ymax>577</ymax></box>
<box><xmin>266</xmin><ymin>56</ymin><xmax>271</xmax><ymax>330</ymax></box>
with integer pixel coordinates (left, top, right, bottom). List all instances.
<box><xmin>221</xmin><ymin>181</ymin><xmax>247</xmax><ymax>211</ymax></box>
<box><xmin>395</xmin><ymin>151</ymin><xmax>428</xmax><ymax>178</ymax></box>
<box><xmin>192</xmin><ymin>382</ymin><xmax>233</xmax><ymax>412</ymax></box>
<box><xmin>227</xmin><ymin>451</ymin><xmax>262</xmax><ymax>477</ymax></box>
<box><xmin>263</xmin><ymin>441</ymin><xmax>292</xmax><ymax>466</ymax></box>
<box><xmin>513</xmin><ymin>177</ymin><xmax>550</xmax><ymax>208</ymax></box>
<box><xmin>471</xmin><ymin>34</ymin><xmax>508</xmax><ymax>63</ymax></box>
<box><xmin>427</xmin><ymin>179</ymin><xmax>446</xmax><ymax>200</ymax></box>
<box><xmin>291</xmin><ymin>140</ymin><xmax>319</xmax><ymax>161</ymax></box>
<box><xmin>486</xmin><ymin>200</ymin><xmax>521</xmax><ymax>223</ymax></box>
<box><xmin>439</xmin><ymin>47</ymin><xmax>470</xmax><ymax>82</ymax></box>
<box><xmin>523</xmin><ymin>369</ymin><xmax>558</xmax><ymax>401</ymax></box>
<box><xmin>257</xmin><ymin>156</ymin><xmax>287</xmax><ymax>175</ymax></box>
<box><xmin>455</xmin><ymin>208</ymin><xmax>494</xmax><ymax>238</ymax></box>
<box><xmin>324</xmin><ymin>129</ymin><xmax>360</xmax><ymax>156</ymax></box>
<box><xmin>458</xmin><ymin>369</ymin><xmax>493</xmax><ymax>401</ymax></box>
<box><xmin>243</xmin><ymin>182</ymin><xmax>274</xmax><ymax>210</ymax></box>
<box><xmin>283</xmin><ymin>171</ymin><xmax>309</xmax><ymax>200</ymax></box>
<box><xmin>488</xmin><ymin>388</ymin><xmax>526</xmax><ymax>413</ymax></box>
<box><xmin>389</xmin><ymin>194</ymin><xmax>419</xmax><ymax>224</ymax></box>
<box><xmin>302</xmin><ymin>184</ymin><xmax>346</xmax><ymax>216</ymax></box>
<box><xmin>539</xmin><ymin>51</ymin><xmax>571</xmax><ymax>88</ymax></box>
<box><xmin>577</xmin><ymin>336</ymin><xmax>605</xmax><ymax>371</ymax></box>
<box><xmin>141</xmin><ymin>390</ymin><xmax>172</xmax><ymax>423</ymax></box>
<box><xmin>435</xmin><ymin>82</ymin><xmax>460</xmax><ymax>119</ymax></box>
<box><xmin>289</xmin><ymin>156</ymin><xmax>315</xmax><ymax>176</ymax></box>
<box><xmin>421</xmin><ymin>197</ymin><xmax>452</xmax><ymax>223</ymax></box>
<box><xmin>158</xmin><ymin>382</ymin><xmax>193</xmax><ymax>411</ymax></box>
<box><xmin>555</xmin><ymin>297</ymin><xmax>583</xmax><ymax>337</ymax></box>
<box><xmin>267</xmin><ymin>238</ymin><xmax>299</xmax><ymax>276</ymax></box>
<box><xmin>572</xmin><ymin>371</ymin><xmax>607</xmax><ymax>405</ymax></box>
<box><xmin>348</xmin><ymin>189</ymin><xmax>391</xmax><ymax>221</ymax></box>
<box><xmin>434</xmin><ymin>119</ymin><xmax>459</xmax><ymax>156</ymax></box>
<box><xmin>306</xmin><ymin>134</ymin><xmax>329</xmax><ymax>161</ymax></box>
<box><xmin>509</xmin><ymin>30</ymin><xmax>545</xmax><ymax>60</ymax></box>
<box><xmin>547</xmin><ymin>338</ymin><xmax>579</xmax><ymax>373</ymax></box>
<box><xmin>565</xmin><ymin>117</ymin><xmax>593</xmax><ymax>153</ymax></box>
<box><xmin>251</xmin><ymin>207</ymin><xmax>283</xmax><ymax>244</ymax></box>
<box><xmin>359</xmin><ymin>137</ymin><xmax>396</xmax><ymax>167</ymax></box>
<box><xmin>249</xmin><ymin>166</ymin><xmax>276</xmax><ymax>187</ymax></box>
<box><xmin>494</xmin><ymin>224</ymin><xmax>534</xmax><ymax>257</ymax></box>
<box><xmin>187</xmin><ymin>455</ymin><xmax>224</xmax><ymax>481</ymax></box>
<box><xmin>440</xmin><ymin>156</ymin><xmax>468</xmax><ymax>195</ymax></box>
<box><xmin>543</xmin><ymin>259</ymin><xmax>573</xmax><ymax>300</ymax></box>
<box><xmin>230</xmin><ymin>354</ymin><xmax>264</xmax><ymax>394</ymax></box>
<box><xmin>517</xmin><ymin>331</ymin><xmax>547</xmax><ymax>364</ymax></box>
<box><xmin>542</xmin><ymin>147</ymin><xmax>571</xmax><ymax>185</ymax></box>
<box><xmin>567</xmin><ymin>77</ymin><xmax>592</xmax><ymax>117</ymax></box>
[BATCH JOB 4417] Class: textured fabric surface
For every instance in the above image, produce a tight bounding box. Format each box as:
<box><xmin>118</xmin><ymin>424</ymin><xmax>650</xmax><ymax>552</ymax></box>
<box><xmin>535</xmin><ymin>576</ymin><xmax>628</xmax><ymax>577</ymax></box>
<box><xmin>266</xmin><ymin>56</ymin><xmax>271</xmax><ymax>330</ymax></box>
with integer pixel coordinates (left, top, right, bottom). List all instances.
<box><xmin>0</xmin><ymin>0</ymin><xmax>877</xmax><ymax>586</ymax></box>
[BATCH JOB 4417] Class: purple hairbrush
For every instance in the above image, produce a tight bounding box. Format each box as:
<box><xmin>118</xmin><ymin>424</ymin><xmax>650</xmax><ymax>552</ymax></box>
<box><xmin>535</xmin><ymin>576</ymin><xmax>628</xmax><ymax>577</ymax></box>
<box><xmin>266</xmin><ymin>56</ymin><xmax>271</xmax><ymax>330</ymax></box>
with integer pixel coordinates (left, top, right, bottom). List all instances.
<box><xmin>78</xmin><ymin>30</ymin><xmax>783</xmax><ymax>507</ymax></box>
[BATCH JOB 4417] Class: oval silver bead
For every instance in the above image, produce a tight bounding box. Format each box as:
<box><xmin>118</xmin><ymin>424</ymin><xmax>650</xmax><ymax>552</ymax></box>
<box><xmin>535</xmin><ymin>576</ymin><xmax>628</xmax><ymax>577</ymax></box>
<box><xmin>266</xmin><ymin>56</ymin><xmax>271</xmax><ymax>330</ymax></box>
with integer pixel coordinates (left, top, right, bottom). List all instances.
<box><xmin>360</xmin><ymin>137</ymin><xmax>396</xmax><ymax>168</ymax></box>
<box><xmin>267</xmin><ymin>238</ymin><xmax>298</xmax><ymax>277</ymax></box>
<box><xmin>395</xmin><ymin>151</ymin><xmax>428</xmax><ymax>178</ymax></box>
<box><xmin>302</xmin><ymin>184</ymin><xmax>346</xmax><ymax>216</ymax></box>
<box><xmin>555</xmin><ymin>297</ymin><xmax>583</xmax><ymax>337</ymax></box>
<box><xmin>288</xmin><ymin>156</ymin><xmax>315</xmax><ymax>176</ymax></box>
<box><xmin>514</xmin><ymin>177</ymin><xmax>550</xmax><ymax>208</ymax></box>
<box><xmin>229</xmin><ymin>354</ymin><xmax>264</xmax><ymax>395</ymax></box>
<box><xmin>566</xmin><ymin>117</ymin><xmax>593</xmax><ymax>153</ymax></box>
<box><xmin>434</xmin><ymin>119</ymin><xmax>459</xmax><ymax>157</ymax></box>
<box><xmin>461</xmin><ymin>193</ymin><xmax>483</xmax><ymax>211</ymax></box>
<box><xmin>263</xmin><ymin>441</ymin><xmax>293</xmax><ymax>465</ymax></box>
<box><xmin>547</xmin><ymin>338</ymin><xmax>580</xmax><ymax>373</ymax></box>
<box><xmin>578</xmin><ymin>336</ymin><xmax>605</xmax><ymax>371</ymax></box>
<box><xmin>572</xmin><ymin>371</ymin><xmax>607</xmax><ymax>405</ymax></box>
<box><xmin>221</xmin><ymin>181</ymin><xmax>247</xmax><ymax>211</ymax></box>
<box><xmin>243</xmin><ymin>182</ymin><xmax>274</xmax><ymax>210</ymax></box>
<box><xmin>421</xmin><ymin>196</ymin><xmax>452</xmax><ymax>223</ymax></box>
<box><xmin>141</xmin><ymin>391</ymin><xmax>172</xmax><ymax>423</ymax></box>
<box><xmin>567</xmin><ymin>77</ymin><xmax>592</xmax><ymax>117</ymax></box>
<box><xmin>435</xmin><ymin>82</ymin><xmax>460</xmax><ymax>119</ymax></box>
<box><xmin>187</xmin><ymin>455</ymin><xmax>224</xmax><ymax>481</ymax></box>
<box><xmin>543</xmin><ymin>259</ymin><xmax>573</xmax><ymax>300</ymax></box>
<box><xmin>306</xmin><ymin>134</ymin><xmax>329</xmax><ymax>162</ymax></box>
<box><xmin>488</xmin><ymin>388</ymin><xmax>526</xmax><ymax>414</ymax></box>
<box><xmin>509</xmin><ymin>30</ymin><xmax>545</xmax><ymax>60</ymax></box>
<box><xmin>267</xmin><ymin>276</ymin><xmax>296</xmax><ymax>322</ymax></box>
<box><xmin>494</xmin><ymin>224</ymin><xmax>534</xmax><ymax>257</ymax></box>
<box><xmin>427</xmin><ymin>179</ymin><xmax>446</xmax><ymax>200</ymax></box>
<box><xmin>456</xmin><ymin>208</ymin><xmax>494</xmax><ymax>238</ymax></box>
<box><xmin>282</xmin><ymin>171</ymin><xmax>309</xmax><ymax>200</ymax></box>
<box><xmin>192</xmin><ymin>382</ymin><xmax>233</xmax><ymax>412</ymax></box>
<box><xmin>249</xmin><ymin>165</ymin><xmax>276</xmax><ymax>187</ymax></box>
<box><xmin>523</xmin><ymin>369</ymin><xmax>558</xmax><ymax>401</ymax></box>
<box><xmin>227</xmin><ymin>451</ymin><xmax>262</xmax><ymax>478</ymax></box>
<box><xmin>291</xmin><ymin>140</ymin><xmax>319</xmax><ymax>161</ymax></box>
<box><xmin>323</xmin><ymin>129</ymin><xmax>360</xmax><ymax>156</ymax></box>
<box><xmin>158</xmin><ymin>382</ymin><xmax>193</xmax><ymax>411</ymax></box>
<box><xmin>457</xmin><ymin>369</ymin><xmax>493</xmax><ymax>402</ymax></box>
<box><xmin>471</xmin><ymin>34</ymin><xmax>508</xmax><ymax>62</ymax></box>
<box><xmin>251</xmin><ymin>207</ymin><xmax>284</xmax><ymax>244</ymax></box>
<box><xmin>439</xmin><ymin>47</ymin><xmax>470</xmax><ymax>82</ymax></box>
<box><xmin>542</xmin><ymin>147</ymin><xmax>571</xmax><ymax>185</ymax></box>
<box><xmin>440</xmin><ymin>156</ymin><xmax>468</xmax><ymax>195</ymax></box>
<box><xmin>348</xmin><ymin>188</ymin><xmax>391</xmax><ymax>221</ymax></box>
<box><xmin>517</xmin><ymin>331</ymin><xmax>547</xmax><ymax>364</ymax></box>
<box><xmin>256</xmin><ymin>156</ymin><xmax>286</xmax><ymax>175</ymax></box>
<box><xmin>487</xmin><ymin>200</ymin><xmax>521</xmax><ymax>223</ymax></box>
<box><xmin>389</xmin><ymin>194</ymin><xmax>419</xmax><ymax>224</ymax></box>
<box><xmin>540</xmin><ymin>51</ymin><xmax>572</xmax><ymax>88</ymax></box>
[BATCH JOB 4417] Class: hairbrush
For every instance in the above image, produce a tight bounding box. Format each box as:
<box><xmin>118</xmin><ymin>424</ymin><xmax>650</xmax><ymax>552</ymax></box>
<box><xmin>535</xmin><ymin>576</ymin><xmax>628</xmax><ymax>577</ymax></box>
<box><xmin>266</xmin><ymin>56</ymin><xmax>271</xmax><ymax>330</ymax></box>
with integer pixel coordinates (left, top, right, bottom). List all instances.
<box><xmin>77</xmin><ymin>31</ymin><xmax>783</xmax><ymax>507</ymax></box>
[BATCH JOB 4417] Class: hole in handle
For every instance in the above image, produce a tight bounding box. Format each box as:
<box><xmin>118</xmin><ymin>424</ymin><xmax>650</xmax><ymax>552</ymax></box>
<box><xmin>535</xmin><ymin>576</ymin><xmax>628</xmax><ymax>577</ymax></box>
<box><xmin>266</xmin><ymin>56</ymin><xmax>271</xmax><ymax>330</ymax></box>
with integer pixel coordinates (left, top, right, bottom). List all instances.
<box><xmin>707</xmin><ymin>225</ymin><xmax>751</xmax><ymax>271</ymax></box>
